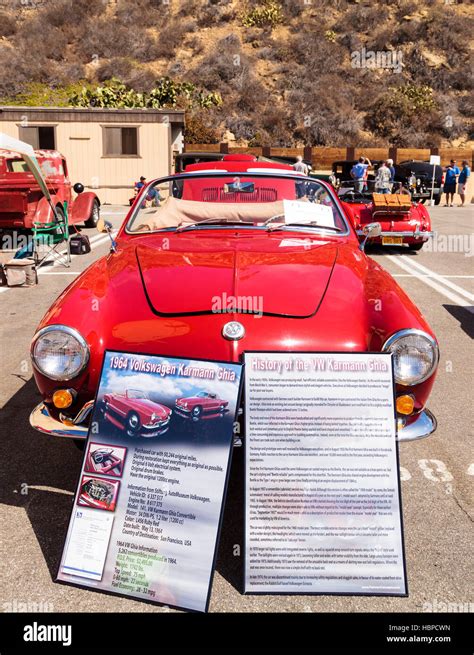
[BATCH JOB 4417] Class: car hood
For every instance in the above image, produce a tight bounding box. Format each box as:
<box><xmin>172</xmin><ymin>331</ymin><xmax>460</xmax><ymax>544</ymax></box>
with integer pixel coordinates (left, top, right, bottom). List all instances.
<box><xmin>136</xmin><ymin>237</ymin><xmax>338</xmax><ymax>318</ymax></box>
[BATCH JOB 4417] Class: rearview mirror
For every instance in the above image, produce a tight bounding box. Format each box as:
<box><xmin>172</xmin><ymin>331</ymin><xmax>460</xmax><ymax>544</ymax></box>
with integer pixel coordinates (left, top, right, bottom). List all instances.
<box><xmin>223</xmin><ymin>180</ymin><xmax>255</xmax><ymax>194</ymax></box>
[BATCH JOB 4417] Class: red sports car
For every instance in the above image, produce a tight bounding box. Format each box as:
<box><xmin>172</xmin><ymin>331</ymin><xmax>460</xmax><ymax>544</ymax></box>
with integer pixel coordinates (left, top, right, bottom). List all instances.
<box><xmin>30</xmin><ymin>155</ymin><xmax>439</xmax><ymax>443</ymax></box>
<box><xmin>101</xmin><ymin>389</ymin><xmax>171</xmax><ymax>438</ymax></box>
<box><xmin>337</xmin><ymin>182</ymin><xmax>433</xmax><ymax>251</ymax></box>
<box><xmin>175</xmin><ymin>391</ymin><xmax>229</xmax><ymax>422</ymax></box>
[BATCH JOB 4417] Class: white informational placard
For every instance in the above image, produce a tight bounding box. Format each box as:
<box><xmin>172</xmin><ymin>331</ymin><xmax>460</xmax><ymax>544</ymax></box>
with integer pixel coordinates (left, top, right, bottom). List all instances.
<box><xmin>244</xmin><ymin>352</ymin><xmax>407</xmax><ymax>596</ymax></box>
<box><xmin>429</xmin><ymin>155</ymin><xmax>441</xmax><ymax>165</ymax></box>
<box><xmin>283</xmin><ymin>199</ymin><xmax>335</xmax><ymax>227</ymax></box>
<box><xmin>62</xmin><ymin>509</ymin><xmax>114</xmax><ymax>581</ymax></box>
<box><xmin>57</xmin><ymin>351</ymin><xmax>243</xmax><ymax>613</ymax></box>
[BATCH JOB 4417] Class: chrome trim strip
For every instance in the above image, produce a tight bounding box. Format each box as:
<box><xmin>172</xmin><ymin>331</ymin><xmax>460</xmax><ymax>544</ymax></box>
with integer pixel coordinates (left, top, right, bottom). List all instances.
<box><xmin>397</xmin><ymin>409</ymin><xmax>437</xmax><ymax>442</ymax></box>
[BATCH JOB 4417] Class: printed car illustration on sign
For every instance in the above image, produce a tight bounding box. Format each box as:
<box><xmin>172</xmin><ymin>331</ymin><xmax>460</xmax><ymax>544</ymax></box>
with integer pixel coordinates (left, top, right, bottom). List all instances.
<box><xmin>78</xmin><ymin>476</ymin><xmax>119</xmax><ymax>511</ymax></box>
<box><xmin>101</xmin><ymin>389</ymin><xmax>172</xmax><ymax>438</ymax></box>
<box><xmin>175</xmin><ymin>391</ymin><xmax>229</xmax><ymax>422</ymax></box>
<box><xmin>30</xmin><ymin>155</ymin><xmax>439</xmax><ymax>444</ymax></box>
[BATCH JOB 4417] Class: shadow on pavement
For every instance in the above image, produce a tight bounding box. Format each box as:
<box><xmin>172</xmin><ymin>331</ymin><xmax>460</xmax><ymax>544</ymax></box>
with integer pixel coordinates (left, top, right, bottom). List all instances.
<box><xmin>443</xmin><ymin>304</ymin><xmax>474</xmax><ymax>339</ymax></box>
<box><xmin>0</xmin><ymin>377</ymin><xmax>245</xmax><ymax>591</ymax></box>
<box><xmin>0</xmin><ymin>377</ymin><xmax>84</xmax><ymax>579</ymax></box>
<box><xmin>215</xmin><ymin>448</ymin><xmax>245</xmax><ymax>594</ymax></box>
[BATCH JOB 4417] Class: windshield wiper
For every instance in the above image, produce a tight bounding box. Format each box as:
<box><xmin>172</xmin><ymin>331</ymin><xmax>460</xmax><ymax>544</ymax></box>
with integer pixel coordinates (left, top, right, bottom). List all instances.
<box><xmin>175</xmin><ymin>218</ymin><xmax>249</xmax><ymax>233</ymax></box>
<box><xmin>266</xmin><ymin>222</ymin><xmax>342</xmax><ymax>233</ymax></box>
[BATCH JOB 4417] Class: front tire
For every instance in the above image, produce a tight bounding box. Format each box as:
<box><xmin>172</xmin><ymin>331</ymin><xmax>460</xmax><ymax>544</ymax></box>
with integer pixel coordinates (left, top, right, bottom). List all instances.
<box><xmin>191</xmin><ymin>406</ymin><xmax>202</xmax><ymax>422</ymax></box>
<box><xmin>125</xmin><ymin>411</ymin><xmax>141</xmax><ymax>436</ymax></box>
<box><xmin>84</xmin><ymin>199</ymin><xmax>100</xmax><ymax>228</ymax></box>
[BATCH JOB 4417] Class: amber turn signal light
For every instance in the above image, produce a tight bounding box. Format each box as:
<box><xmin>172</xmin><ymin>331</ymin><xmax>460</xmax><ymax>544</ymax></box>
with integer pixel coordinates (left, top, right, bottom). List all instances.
<box><xmin>396</xmin><ymin>394</ymin><xmax>415</xmax><ymax>415</ymax></box>
<box><xmin>52</xmin><ymin>389</ymin><xmax>74</xmax><ymax>409</ymax></box>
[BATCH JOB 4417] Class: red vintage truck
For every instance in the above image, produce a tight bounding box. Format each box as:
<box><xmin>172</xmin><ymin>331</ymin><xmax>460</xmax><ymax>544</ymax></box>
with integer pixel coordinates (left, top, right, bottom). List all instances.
<box><xmin>0</xmin><ymin>148</ymin><xmax>100</xmax><ymax>230</ymax></box>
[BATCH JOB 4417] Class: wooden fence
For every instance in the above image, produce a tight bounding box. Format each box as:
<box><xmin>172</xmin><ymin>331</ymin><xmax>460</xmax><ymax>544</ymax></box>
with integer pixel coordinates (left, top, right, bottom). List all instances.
<box><xmin>184</xmin><ymin>143</ymin><xmax>474</xmax><ymax>169</ymax></box>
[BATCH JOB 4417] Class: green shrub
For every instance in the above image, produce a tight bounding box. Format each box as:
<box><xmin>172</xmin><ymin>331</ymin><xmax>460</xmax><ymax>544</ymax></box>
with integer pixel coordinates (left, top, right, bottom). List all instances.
<box><xmin>68</xmin><ymin>78</ymin><xmax>222</xmax><ymax>110</ymax></box>
<box><xmin>241</xmin><ymin>1</ymin><xmax>283</xmax><ymax>29</ymax></box>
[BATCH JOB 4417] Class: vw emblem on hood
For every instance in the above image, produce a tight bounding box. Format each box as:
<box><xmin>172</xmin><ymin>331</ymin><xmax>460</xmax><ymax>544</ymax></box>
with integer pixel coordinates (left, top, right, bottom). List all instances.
<box><xmin>222</xmin><ymin>321</ymin><xmax>245</xmax><ymax>341</ymax></box>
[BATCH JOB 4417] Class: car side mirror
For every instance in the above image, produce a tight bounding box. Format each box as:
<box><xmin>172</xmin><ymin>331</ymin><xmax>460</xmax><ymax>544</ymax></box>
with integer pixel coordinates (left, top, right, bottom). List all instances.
<box><xmin>73</xmin><ymin>182</ymin><xmax>84</xmax><ymax>194</ymax></box>
<box><xmin>97</xmin><ymin>218</ymin><xmax>117</xmax><ymax>253</ymax></box>
<box><xmin>359</xmin><ymin>222</ymin><xmax>382</xmax><ymax>251</ymax></box>
<box><xmin>362</xmin><ymin>222</ymin><xmax>382</xmax><ymax>238</ymax></box>
<box><xmin>96</xmin><ymin>218</ymin><xmax>107</xmax><ymax>233</ymax></box>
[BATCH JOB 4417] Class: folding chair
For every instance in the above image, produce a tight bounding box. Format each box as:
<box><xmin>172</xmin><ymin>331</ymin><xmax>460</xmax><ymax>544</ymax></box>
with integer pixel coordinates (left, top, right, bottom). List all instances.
<box><xmin>32</xmin><ymin>201</ymin><xmax>71</xmax><ymax>269</ymax></box>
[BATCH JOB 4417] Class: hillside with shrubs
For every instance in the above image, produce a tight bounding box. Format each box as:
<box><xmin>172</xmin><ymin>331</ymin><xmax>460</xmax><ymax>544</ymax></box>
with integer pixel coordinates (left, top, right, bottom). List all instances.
<box><xmin>0</xmin><ymin>0</ymin><xmax>472</xmax><ymax>147</ymax></box>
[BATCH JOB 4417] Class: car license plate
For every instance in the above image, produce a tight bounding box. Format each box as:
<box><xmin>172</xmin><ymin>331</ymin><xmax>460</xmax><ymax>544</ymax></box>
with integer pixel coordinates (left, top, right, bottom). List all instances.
<box><xmin>382</xmin><ymin>236</ymin><xmax>403</xmax><ymax>246</ymax></box>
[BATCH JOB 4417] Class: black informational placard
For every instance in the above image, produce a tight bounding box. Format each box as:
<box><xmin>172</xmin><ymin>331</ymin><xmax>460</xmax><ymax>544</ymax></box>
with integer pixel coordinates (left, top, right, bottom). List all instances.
<box><xmin>244</xmin><ymin>351</ymin><xmax>407</xmax><ymax>597</ymax></box>
<box><xmin>57</xmin><ymin>351</ymin><xmax>243</xmax><ymax>613</ymax></box>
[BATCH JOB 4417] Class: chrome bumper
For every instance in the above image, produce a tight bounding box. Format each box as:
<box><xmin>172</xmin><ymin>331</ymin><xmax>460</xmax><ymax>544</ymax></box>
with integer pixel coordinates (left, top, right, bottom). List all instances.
<box><xmin>31</xmin><ymin>401</ymin><xmax>437</xmax><ymax>443</ymax></box>
<box><xmin>357</xmin><ymin>230</ymin><xmax>434</xmax><ymax>239</ymax></box>
<box><xmin>30</xmin><ymin>401</ymin><xmax>93</xmax><ymax>439</ymax></box>
<box><xmin>397</xmin><ymin>409</ymin><xmax>437</xmax><ymax>442</ymax></box>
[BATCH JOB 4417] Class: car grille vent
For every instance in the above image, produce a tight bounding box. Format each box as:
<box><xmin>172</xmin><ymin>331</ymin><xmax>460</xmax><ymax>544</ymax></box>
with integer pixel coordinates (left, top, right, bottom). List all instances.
<box><xmin>201</xmin><ymin>187</ymin><xmax>278</xmax><ymax>203</ymax></box>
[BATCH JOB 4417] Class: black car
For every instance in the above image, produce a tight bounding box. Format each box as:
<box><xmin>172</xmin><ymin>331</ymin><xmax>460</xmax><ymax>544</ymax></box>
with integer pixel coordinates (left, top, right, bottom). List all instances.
<box><xmin>394</xmin><ymin>160</ymin><xmax>443</xmax><ymax>205</ymax></box>
<box><xmin>174</xmin><ymin>151</ymin><xmax>226</xmax><ymax>173</ymax></box>
<box><xmin>332</xmin><ymin>159</ymin><xmax>443</xmax><ymax>204</ymax></box>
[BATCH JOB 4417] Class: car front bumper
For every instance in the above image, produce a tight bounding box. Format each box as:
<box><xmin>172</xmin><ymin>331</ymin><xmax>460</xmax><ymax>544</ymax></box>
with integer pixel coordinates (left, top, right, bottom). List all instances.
<box><xmin>30</xmin><ymin>402</ymin><xmax>437</xmax><ymax>443</ymax></box>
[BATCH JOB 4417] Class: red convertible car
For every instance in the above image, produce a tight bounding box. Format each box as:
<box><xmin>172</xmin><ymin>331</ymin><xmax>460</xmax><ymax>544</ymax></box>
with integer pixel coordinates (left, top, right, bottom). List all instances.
<box><xmin>101</xmin><ymin>389</ymin><xmax>172</xmax><ymax>438</ymax></box>
<box><xmin>30</xmin><ymin>156</ymin><xmax>438</xmax><ymax>443</ymax></box>
<box><xmin>175</xmin><ymin>391</ymin><xmax>229</xmax><ymax>422</ymax></box>
<box><xmin>337</xmin><ymin>182</ymin><xmax>433</xmax><ymax>251</ymax></box>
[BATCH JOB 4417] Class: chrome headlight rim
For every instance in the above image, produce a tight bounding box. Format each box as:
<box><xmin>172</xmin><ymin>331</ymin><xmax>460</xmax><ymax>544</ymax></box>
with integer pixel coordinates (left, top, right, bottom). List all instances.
<box><xmin>382</xmin><ymin>328</ymin><xmax>439</xmax><ymax>386</ymax></box>
<box><xmin>31</xmin><ymin>324</ymin><xmax>90</xmax><ymax>381</ymax></box>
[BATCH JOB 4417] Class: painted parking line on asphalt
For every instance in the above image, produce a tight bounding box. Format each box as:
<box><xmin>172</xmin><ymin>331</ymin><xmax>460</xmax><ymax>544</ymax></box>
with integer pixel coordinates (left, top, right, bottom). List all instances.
<box><xmin>395</xmin><ymin>255</ymin><xmax>474</xmax><ymax>302</ymax></box>
<box><xmin>386</xmin><ymin>255</ymin><xmax>474</xmax><ymax>312</ymax></box>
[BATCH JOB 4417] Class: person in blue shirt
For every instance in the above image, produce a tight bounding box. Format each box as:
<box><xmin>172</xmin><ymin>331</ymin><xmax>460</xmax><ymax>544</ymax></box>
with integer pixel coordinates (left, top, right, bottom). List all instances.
<box><xmin>443</xmin><ymin>160</ymin><xmax>460</xmax><ymax>207</ymax></box>
<box><xmin>458</xmin><ymin>160</ymin><xmax>471</xmax><ymax>207</ymax></box>
<box><xmin>350</xmin><ymin>157</ymin><xmax>371</xmax><ymax>192</ymax></box>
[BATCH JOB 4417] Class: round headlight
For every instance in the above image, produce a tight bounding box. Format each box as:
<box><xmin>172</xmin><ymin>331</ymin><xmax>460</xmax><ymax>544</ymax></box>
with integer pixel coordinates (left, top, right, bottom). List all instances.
<box><xmin>382</xmin><ymin>329</ymin><xmax>438</xmax><ymax>386</ymax></box>
<box><xmin>31</xmin><ymin>325</ymin><xmax>89</xmax><ymax>381</ymax></box>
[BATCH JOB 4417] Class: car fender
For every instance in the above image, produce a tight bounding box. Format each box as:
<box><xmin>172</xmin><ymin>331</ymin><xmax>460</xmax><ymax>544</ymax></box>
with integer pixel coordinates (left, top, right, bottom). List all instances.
<box><xmin>70</xmin><ymin>192</ymin><xmax>100</xmax><ymax>222</ymax></box>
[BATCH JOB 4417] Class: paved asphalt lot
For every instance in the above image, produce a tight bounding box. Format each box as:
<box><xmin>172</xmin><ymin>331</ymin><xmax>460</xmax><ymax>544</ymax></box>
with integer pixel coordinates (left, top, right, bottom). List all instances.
<box><xmin>0</xmin><ymin>204</ymin><xmax>472</xmax><ymax>614</ymax></box>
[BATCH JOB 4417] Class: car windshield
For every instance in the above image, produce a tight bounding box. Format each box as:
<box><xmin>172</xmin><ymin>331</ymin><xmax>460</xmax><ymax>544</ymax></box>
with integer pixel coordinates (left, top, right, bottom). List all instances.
<box><xmin>196</xmin><ymin>391</ymin><xmax>210</xmax><ymax>398</ymax></box>
<box><xmin>128</xmin><ymin>389</ymin><xmax>149</xmax><ymax>400</ymax></box>
<box><xmin>126</xmin><ymin>172</ymin><xmax>348</xmax><ymax>235</ymax></box>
